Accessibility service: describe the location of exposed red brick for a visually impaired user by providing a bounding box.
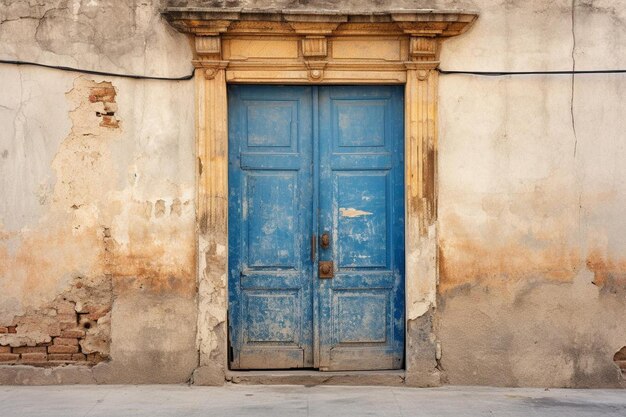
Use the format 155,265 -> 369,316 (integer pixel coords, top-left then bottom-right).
57,313 -> 77,322
61,329 -> 86,338
48,360 -> 76,365
48,323 -> 61,337
56,302 -> 76,315
100,115 -> 119,129
71,353 -> 87,361
20,353 -> 47,363
12,346 -> 47,354
48,345 -> 79,354
48,353 -> 73,361
53,337 -> 79,346
0,353 -> 19,362
86,308 -> 110,321
58,313 -> 78,330
87,353 -> 107,363
7,326 -> 17,334
0,346 -> 11,353
89,87 -> 116,103
0,327 -> 8,333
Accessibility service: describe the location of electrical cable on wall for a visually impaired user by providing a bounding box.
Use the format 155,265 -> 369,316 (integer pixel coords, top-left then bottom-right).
438,68 -> 626,76
0,59 -> 194,80
1,58 -> 626,80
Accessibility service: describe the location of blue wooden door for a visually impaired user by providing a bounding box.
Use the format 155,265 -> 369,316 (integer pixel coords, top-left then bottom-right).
228,85 -> 314,369
229,85 -> 404,370
317,86 -> 404,370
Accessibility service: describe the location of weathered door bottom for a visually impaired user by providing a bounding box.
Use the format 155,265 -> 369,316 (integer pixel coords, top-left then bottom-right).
225,370 -> 406,386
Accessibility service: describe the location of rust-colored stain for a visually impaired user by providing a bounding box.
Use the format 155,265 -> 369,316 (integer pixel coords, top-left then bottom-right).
437,210 -> 582,294
585,250 -> 626,292
439,238 -> 581,294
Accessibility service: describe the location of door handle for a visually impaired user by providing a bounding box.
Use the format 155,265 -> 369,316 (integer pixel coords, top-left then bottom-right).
320,232 -> 331,249
319,261 -> 334,278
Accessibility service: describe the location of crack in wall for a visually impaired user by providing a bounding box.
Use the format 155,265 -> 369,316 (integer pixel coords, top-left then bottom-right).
571,0 -> 578,158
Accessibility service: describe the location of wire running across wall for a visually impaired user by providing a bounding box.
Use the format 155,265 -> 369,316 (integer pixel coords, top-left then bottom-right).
1,58 -> 626,80
438,68 -> 626,76
0,59 -> 194,81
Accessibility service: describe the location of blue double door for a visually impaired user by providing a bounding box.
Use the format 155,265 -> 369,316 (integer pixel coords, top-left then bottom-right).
228,85 -> 405,371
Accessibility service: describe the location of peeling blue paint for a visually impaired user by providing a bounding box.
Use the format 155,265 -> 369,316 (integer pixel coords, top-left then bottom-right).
228,85 -> 404,370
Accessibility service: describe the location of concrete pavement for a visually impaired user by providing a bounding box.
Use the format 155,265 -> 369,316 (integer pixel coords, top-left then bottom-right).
1,384 -> 625,417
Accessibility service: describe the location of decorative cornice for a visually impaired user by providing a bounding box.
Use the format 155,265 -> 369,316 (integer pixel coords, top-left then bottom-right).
163,8 -> 478,37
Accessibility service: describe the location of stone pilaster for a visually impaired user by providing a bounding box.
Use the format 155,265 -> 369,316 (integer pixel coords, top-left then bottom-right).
404,36 -> 441,387
193,53 -> 229,385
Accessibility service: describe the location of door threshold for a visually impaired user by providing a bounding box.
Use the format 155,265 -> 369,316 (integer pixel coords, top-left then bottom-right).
225,369 -> 406,386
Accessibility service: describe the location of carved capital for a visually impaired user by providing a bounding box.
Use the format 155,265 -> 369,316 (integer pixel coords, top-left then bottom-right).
405,37 -> 440,70
195,36 -> 221,57
192,60 -> 229,78
405,62 -> 438,72
410,37 -> 439,60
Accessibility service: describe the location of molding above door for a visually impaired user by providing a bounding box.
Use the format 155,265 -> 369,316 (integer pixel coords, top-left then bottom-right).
163,8 -> 477,83
162,7 -> 478,386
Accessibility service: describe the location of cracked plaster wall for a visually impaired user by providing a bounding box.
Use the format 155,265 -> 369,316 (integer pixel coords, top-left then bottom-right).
1,0 -> 625,386
437,0 -> 626,387
1,0 -> 197,383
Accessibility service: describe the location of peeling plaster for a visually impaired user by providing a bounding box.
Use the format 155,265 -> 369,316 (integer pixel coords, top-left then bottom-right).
0,68 -> 196,381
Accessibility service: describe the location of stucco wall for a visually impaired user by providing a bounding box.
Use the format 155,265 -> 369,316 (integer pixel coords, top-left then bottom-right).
1,0 -> 625,386
437,0 -> 626,387
0,0 -> 197,382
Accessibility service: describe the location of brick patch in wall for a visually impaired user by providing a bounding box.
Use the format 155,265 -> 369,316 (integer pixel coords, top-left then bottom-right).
0,326 -> 108,366
0,276 -> 111,367
89,83 -> 119,129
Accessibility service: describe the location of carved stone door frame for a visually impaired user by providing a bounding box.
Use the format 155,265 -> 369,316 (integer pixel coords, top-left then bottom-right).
164,8 -> 478,386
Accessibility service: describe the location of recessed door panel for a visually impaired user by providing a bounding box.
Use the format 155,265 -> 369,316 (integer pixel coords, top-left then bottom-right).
245,172 -> 297,268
